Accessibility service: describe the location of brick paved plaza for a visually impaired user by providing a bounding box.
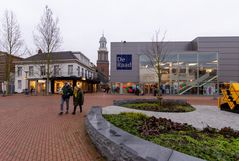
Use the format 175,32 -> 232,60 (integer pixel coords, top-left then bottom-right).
0,93 -> 217,161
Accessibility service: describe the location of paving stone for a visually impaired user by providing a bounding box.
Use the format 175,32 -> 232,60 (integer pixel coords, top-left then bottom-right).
0,93 -> 218,161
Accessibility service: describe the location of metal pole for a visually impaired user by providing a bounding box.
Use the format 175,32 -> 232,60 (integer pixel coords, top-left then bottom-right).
217,52 -> 219,95
177,53 -> 179,95
25,71 -> 28,95
120,41 -> 123,94
197,53 -> 199,95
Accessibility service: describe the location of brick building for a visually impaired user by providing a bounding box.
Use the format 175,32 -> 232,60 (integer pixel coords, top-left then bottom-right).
97,34 -> 109,83
0,51 -> 22,93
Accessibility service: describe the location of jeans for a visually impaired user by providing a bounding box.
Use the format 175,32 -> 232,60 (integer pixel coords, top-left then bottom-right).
73,104 -> 82,113
2,91 -> 6,97
60,97 -> 69,112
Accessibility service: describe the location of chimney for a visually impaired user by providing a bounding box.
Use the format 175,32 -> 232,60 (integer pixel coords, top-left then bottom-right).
38,49 -> 42,54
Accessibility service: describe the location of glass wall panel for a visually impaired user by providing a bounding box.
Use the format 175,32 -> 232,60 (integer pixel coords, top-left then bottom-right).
198,53 -> 218,95
139,52 -> 218,95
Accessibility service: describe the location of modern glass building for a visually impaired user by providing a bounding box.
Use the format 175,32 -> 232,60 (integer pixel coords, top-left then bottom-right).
139,52 -> 218,95
111,37 -> 239,95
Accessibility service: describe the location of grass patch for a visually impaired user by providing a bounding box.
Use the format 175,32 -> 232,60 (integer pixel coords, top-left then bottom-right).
103,113 -> 239,161
122,102 -> 195,112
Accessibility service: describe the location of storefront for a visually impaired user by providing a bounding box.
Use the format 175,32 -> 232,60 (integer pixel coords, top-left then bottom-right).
110,39 -> 228,95
54,80 -> 73,93
111,82 -> 144,95
51,77 -> 98,94
139,52 -> 218,95
28,79 -> 46,95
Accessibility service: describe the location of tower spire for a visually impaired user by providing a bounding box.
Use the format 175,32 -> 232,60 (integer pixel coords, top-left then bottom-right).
99,33 -> 107,50
97,33 -> 109,82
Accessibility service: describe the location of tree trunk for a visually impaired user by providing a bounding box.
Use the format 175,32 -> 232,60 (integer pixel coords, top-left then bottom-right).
46,53 -> 50,96
6,54 -> 12,95
157,72 -> 162,105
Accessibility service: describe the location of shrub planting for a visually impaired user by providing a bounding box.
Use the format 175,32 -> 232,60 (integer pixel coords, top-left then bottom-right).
104,113 -> 239,161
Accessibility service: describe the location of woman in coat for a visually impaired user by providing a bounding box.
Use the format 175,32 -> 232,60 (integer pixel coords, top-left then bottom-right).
72,86 -> 84,115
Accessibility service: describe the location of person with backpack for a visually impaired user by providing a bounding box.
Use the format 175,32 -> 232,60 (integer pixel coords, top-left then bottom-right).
72,86 -> 84,115
59,82 -> 73,115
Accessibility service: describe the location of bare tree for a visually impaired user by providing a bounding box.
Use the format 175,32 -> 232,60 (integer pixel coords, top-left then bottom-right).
0,10 -> 23,95
145,30 -> 167,104
34,6 -> 62,95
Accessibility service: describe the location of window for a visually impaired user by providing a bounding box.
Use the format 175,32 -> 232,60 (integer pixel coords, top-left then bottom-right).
179,69 -> 186,73
78,66 -> 81,76
40,66 -> 46,76
104,53 -> 107,61
29,66 -> 34,77
172,68 -> 177,74
18,80 -> 22,89
85,69 -> 87,78
17,67 -> 22,77
68,65 -> 73,75
54,65 -> 60,76
82,68 -> 84,77
88,72 -> 91,79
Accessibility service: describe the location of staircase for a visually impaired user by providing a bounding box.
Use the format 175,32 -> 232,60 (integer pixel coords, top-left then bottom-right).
178,73 -> 217,95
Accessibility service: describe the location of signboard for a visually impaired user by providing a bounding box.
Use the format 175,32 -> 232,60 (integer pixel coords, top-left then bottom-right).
116,54 -> 132,70
38,80 -> 46,83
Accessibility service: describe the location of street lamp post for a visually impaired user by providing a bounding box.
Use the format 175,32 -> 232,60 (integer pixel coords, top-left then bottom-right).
24,71 -> 29,95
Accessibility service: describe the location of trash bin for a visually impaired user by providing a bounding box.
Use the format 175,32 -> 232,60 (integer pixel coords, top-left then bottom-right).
25,89 -> 29,95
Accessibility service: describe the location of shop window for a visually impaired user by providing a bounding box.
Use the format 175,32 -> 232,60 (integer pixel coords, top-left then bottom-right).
30,81 -> 36,91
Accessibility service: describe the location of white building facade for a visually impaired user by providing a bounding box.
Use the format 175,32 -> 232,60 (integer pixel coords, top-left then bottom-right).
14,51 -> 98,94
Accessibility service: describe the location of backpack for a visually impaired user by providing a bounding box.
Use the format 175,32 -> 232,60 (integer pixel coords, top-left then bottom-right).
62,85 -> 73,99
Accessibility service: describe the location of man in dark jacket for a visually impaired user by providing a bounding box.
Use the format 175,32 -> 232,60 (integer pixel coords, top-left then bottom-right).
59,82 -> 73,115
72,86 -> 84,115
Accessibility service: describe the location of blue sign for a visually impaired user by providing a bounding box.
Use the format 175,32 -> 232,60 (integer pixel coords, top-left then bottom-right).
116,54 -> 132,70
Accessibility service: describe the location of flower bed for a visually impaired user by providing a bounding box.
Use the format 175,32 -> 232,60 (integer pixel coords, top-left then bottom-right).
121,101 -> 195,112
103,112 -> 239,161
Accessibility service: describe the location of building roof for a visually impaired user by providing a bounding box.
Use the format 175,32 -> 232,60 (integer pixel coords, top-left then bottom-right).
23,51 -> 78,62
99,35 -> 107,43
73,51 -> 90,61
0,51 -> 23,60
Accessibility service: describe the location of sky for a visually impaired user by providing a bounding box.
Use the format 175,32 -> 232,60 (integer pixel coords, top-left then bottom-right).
1,0 -> 239,64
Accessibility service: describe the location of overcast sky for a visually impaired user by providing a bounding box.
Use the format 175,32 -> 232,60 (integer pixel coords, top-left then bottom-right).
1,0 -> 239,64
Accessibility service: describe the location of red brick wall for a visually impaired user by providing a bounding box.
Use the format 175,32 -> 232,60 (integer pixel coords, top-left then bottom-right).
97,62 -> 109,79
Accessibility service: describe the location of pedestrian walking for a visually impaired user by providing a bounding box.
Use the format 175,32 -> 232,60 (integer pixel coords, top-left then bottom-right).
59,82 -> 73,115
72,86 -> 84,115
2,81 -> 7,97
